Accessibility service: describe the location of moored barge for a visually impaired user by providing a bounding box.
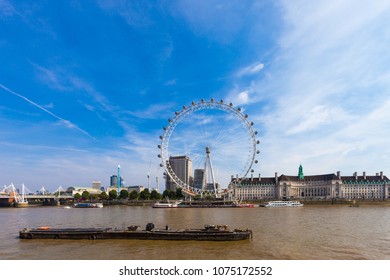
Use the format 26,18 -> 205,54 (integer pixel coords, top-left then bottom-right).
19,223 -> 252,241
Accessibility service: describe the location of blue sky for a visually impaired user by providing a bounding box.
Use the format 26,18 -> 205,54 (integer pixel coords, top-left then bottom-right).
1,0 -> 390,192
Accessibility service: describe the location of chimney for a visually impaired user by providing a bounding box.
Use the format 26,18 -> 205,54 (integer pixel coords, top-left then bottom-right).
259,173 -> 261,182
363,172 -> 366,180
337,171 -> 340,179
275,172 -> 278,184
251,173 -> 253,182
380,171 -> 383,180
376,173 -> 379,176
354,172 -> 357,180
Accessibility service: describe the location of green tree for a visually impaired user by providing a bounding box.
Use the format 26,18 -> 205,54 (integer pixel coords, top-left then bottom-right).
162,190 -> 170,198
74,193 -> 81,200
119,189 -> 129,199
129,190 -> 138,200
176,188 -> 184,199
162,190 -> 178,199
150,189 -> 162,200
99,191 -> 109,200
139,189 -> 151,200
81,191 -> 90,201
109,189 -> 118,200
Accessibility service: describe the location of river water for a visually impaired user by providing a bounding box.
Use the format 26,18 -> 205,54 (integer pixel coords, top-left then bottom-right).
0,204 -> 389,260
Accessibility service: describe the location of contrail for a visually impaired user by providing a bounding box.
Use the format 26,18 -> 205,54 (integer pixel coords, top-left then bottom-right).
0,83 -> 96,140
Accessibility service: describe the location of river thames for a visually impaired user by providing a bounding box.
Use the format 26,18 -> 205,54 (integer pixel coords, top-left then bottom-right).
0,204 -> 389,260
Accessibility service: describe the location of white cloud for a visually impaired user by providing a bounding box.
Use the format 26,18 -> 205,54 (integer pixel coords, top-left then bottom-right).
235,90 -> 249,105
247,0 -> 390,177
286,105 -> 350,135
236,62 -> 264,77
97,0 -> 155,28
0,0 -> 17,18
164,79 -> 177,86
127,102 -> 176,119
0,83 -> 96,140
225,83 -> 256,106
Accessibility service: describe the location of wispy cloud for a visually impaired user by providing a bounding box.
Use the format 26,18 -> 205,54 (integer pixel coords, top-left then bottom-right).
164,79 -> 177,86
0,83 -> 96,140
0,0 -> 18,18
32,63 -> 115,113
126,102 -> 176,119
225,83 -> 256,106
97,0 -> 155,28
238,0 -> 390,177
236,62 -> 264,77
31,63 -> 70,91
171,0 -> 264,43
0,141 -> 89,153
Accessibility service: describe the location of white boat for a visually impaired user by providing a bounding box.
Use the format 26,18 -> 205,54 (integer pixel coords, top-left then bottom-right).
260,201 -> 304,207
74,202 -> 103,208
153,199 -> 181,208
15,201 -> 29,208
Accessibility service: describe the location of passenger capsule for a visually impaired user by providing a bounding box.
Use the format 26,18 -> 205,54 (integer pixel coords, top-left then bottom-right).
158,154 -> 161,158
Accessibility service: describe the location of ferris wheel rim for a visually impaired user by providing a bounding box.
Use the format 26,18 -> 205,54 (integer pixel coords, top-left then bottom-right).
158,99 -> 259,195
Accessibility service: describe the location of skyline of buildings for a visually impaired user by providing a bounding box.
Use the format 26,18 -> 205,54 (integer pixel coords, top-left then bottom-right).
4,153 -> 390,202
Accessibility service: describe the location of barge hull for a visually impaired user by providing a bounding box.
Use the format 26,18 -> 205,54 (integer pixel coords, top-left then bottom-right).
19,228 -> 252,241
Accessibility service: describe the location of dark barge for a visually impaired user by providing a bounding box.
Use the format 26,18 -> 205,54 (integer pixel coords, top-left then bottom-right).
19,223 -> 252,241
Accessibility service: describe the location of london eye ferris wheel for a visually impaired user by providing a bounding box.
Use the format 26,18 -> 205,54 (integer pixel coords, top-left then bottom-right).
158,99 -> 259,196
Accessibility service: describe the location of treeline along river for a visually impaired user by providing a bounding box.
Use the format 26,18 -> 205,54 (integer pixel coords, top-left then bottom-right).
0,204 -> 389,259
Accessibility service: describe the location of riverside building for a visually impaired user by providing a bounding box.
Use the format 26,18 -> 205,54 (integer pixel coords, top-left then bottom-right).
231,165 -> 390,201
165,156 -> 193,191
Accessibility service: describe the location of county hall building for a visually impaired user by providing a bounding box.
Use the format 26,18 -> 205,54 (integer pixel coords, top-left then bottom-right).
231,165 -> 390,201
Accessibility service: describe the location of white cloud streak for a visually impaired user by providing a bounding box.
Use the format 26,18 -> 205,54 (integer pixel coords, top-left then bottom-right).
0,83 -> 96,140
0,0 -> 18,18
236,62 -> 264,77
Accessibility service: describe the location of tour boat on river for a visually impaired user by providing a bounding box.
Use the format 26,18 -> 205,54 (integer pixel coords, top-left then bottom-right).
260,201 -> 304,207
19,223 -> 252,241
74,202 -> 103,208
153,199 -> 181,208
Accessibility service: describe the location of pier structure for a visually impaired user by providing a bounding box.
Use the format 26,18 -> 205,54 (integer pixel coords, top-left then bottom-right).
0,193 -> 73,207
